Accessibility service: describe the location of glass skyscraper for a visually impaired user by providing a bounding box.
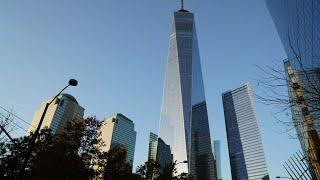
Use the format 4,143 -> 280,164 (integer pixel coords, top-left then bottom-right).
266,1 -> 320,177
265,0 -> 320,70
222,84 -> 269,180
147,132 -> 173,168
148,132 -> 158,161
158,3 -> 215,180
100,113 -> 137,167
28,93 -> 84,135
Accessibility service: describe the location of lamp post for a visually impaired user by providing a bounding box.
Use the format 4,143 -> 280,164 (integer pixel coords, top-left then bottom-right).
276,176 -> 294,179
20,79 -> 78,176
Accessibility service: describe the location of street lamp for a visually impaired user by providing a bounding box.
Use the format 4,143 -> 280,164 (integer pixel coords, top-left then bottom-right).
21,79 -> 78,175
276,176 -> 294,179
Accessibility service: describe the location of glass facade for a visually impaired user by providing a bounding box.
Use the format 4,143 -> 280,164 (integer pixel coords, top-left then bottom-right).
158,8 -> 215,180
148,132 -> 173,168
28,93 -> 84,135
284,60 -> 320,179
148,132 -> 158,161
156,138 -> 173,168
100,113 -> 137,167
214,140 -> 222,180
266,1 -> 320,173
265,0 -> 320,70
222,84 -> 269,180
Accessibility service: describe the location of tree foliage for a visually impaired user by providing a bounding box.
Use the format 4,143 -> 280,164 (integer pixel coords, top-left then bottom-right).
0,117 -> 193,180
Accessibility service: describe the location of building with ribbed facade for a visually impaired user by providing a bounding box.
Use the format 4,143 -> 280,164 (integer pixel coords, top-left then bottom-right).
28,93 -> 84,135
222,84 -> 269,180
100,113 -> 137,167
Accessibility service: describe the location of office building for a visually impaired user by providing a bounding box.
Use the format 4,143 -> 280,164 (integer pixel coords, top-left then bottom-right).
148,132 -> 158,161
214,140 -> 222,180
266,1 -> 320,177
158,1 -> 215,179
100,113 -> 137,167
147,132 -> 173,168
265,0 -> 320,70
284,60 -> 320,178
28,93 -> 84,135
222,84 -> 269,180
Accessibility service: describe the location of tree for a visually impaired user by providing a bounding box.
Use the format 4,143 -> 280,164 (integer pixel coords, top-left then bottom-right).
0,108 -> 16,144
176,173 -> 194,180
103,146 -> 134,179
136,159 -> 161,180
0,117 -> 105,179
136,160 -> 193,180
256,26 -> 320,179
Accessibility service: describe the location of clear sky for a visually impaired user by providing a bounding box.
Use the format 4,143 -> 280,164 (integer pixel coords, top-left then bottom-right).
0,0 -> 302,179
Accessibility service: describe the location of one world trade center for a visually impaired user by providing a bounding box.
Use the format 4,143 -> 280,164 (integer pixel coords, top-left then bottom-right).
158,1 -> 216,179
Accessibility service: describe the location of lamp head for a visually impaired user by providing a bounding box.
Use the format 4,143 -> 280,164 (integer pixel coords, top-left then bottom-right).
69,79 -> 78,86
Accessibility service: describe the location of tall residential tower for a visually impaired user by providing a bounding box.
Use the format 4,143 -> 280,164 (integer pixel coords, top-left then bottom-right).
222,84 -> 269,180
158,1 -> 215,179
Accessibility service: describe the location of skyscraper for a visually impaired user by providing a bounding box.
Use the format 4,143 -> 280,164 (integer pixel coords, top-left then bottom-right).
100,113 -> 137,167
222,84 -> 269,180
158,1 -> 215,179
28,93 -> 84,135
147,132 -> 173,168
148,132 -> 158,161
265,0 -> 320,70
265,1 -> 320,177
213,140 -> 222,180
284,60 -> 320,178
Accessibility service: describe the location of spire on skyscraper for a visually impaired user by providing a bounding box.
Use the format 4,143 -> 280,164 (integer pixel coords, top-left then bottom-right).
180,0 -> 184,10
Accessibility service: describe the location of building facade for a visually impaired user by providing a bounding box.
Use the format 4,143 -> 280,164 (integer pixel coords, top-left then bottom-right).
213,140 -> 222,180
148,132 -> 158,161
222,84 -> 269,180
158,3 -> 215,180
100,113 -> 137,167
265,0 -> 320,70
147,132 -> 173,168
266,1 -> 320,177
28,93 -> 84,135
284,60 -> 320,179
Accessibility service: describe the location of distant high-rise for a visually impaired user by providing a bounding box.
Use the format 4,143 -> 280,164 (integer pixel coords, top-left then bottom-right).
222,84 -> 269,180
213,140 -> 222,180
148,132 -> 158,161
100,113 -> 137,167
28,93 -> 84,135
147,132 -> 173,168
158,1 -> 215,179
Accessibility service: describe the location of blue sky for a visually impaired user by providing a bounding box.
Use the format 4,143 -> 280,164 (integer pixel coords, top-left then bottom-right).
0,0 -> 301,179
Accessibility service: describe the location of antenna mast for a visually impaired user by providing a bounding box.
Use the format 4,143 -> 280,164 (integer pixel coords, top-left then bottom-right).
180,0 -> 184,10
